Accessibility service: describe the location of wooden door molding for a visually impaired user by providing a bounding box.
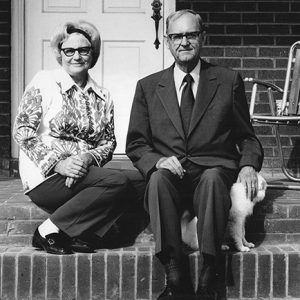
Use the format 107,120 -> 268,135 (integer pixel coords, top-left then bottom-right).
11,0 -> 25,158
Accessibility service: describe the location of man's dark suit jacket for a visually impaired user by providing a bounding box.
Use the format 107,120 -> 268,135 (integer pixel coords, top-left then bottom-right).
126,60 -> 264,179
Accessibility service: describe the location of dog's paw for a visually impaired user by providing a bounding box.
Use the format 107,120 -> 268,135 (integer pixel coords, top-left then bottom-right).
242,238 -> 255,249
244,242 -> 255,248
221,244 -> 230,251
238,246 -> 251,252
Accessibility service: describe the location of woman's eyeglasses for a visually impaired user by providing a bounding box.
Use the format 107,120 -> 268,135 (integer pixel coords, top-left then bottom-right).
61,47 -> 91,57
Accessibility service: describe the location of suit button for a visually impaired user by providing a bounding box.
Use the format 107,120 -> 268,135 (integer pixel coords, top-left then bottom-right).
187,155 -> 191,158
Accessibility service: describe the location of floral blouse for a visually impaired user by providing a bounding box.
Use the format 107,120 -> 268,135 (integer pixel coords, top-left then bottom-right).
13,68 -> 116,192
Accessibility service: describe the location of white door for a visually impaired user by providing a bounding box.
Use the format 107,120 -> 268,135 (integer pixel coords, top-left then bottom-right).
22,0 -> 174,154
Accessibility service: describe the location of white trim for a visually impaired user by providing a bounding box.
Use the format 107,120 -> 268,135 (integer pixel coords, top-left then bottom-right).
163,0 -> 176,68
11,0 -> 25,158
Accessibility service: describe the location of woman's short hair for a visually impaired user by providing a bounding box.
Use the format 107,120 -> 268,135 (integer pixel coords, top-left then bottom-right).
166,9 -> 204,34
51,20 -> 101,68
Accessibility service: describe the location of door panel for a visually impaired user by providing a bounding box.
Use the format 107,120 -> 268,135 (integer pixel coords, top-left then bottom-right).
25,0 -> 174,153
103,0 -> 145,13
43,0 -> 87,12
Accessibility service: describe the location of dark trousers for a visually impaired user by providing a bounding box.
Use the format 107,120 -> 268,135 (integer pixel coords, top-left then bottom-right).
145,162 -> 238,264
28,166 -> 143,238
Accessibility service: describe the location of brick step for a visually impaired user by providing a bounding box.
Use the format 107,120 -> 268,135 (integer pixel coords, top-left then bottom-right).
0,244 -> 299,300
246,186 -> 300,245
0,179 -> 300,246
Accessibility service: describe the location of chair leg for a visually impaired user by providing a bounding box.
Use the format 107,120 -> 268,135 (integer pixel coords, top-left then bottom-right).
273,124 -> 300,182
267,88 -> 300,183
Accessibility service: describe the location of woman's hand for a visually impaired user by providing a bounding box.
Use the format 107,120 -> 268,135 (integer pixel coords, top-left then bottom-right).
55,154 -> 95,188
54,156 -> 88,178
65,177 -> 77,188
78,152 -> 95,168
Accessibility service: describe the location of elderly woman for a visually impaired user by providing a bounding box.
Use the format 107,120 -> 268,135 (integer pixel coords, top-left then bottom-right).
13,21 -> 130,255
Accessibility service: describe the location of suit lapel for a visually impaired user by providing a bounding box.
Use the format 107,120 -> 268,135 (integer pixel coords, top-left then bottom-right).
156,66 -> 185,139
188,60 -> 220,137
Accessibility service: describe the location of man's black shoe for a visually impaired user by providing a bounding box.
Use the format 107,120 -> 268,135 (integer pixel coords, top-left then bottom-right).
158,284 -> 182,299
71,237 -> 96,253
196,286 -> 216,299
80,232 -> 104,249
158,280 -> 195,299
158,258 -> 195,299
198,264 -> 216,287
32,228 -> 73,255
196,264 -> 217,298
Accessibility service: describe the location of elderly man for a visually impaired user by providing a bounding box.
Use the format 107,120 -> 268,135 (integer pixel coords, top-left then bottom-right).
126,9 -> 263,299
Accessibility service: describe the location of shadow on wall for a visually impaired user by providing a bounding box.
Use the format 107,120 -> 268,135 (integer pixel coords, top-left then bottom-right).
100,168 -> 149,249
287,137 -> 300,178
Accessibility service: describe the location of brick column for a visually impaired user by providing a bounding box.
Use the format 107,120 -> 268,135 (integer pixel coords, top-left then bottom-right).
0,0 -> 11,167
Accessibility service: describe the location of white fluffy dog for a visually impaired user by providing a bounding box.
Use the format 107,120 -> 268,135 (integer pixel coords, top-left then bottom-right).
181,173 -> 267,252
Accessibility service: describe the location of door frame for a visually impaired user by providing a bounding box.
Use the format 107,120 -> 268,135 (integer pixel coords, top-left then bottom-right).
11,0 -> 25,159
11,0 -> 175,159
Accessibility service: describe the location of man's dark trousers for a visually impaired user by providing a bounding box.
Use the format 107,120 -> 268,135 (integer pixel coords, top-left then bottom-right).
145,160 -> 238,263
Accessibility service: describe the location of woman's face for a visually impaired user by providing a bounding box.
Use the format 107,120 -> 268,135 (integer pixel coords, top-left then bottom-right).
60,33 -> 93,79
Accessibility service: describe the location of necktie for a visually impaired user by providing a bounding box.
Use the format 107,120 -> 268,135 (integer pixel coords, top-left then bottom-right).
180,74 -> 194,136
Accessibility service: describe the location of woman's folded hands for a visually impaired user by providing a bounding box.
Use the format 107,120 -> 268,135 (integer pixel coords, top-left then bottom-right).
54,154 -> 92,188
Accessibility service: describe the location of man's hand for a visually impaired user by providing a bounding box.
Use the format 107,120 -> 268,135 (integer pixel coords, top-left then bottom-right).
156,156 -> 185,179
54,156 -> 88,179
237,166 -> 258,200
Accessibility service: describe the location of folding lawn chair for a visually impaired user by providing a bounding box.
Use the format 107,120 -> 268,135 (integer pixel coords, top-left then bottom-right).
245,41 -> 300,185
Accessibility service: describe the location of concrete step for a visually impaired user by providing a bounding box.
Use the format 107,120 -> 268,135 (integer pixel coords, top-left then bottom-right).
0,244 -> 299,300
0,178 -> 299,247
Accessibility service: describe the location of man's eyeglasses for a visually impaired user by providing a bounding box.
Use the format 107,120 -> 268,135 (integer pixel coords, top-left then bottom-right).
167,31 -> 202,44
61,47 -> 91,57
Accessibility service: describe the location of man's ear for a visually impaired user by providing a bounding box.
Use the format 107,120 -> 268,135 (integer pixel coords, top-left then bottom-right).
201,31 -> 207,45
164,36 -> 170,50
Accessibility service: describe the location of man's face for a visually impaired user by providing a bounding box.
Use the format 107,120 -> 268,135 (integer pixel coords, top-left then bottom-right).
166,13 -> 205,67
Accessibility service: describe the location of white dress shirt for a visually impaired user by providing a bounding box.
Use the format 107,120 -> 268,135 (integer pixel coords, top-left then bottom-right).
173,60 -> 201,105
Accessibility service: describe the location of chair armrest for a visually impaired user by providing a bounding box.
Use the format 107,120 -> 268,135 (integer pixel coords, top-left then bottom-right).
245,78 -> 284,93
245,78 -> 284,117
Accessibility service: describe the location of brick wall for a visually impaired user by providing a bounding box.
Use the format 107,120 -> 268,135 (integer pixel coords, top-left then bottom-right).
0,0 -> 11,174
177,0 -> 300,174
1,1 -> 300,175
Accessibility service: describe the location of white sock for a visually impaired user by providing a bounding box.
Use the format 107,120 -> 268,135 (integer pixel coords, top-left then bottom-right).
38,218 -> 59,238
